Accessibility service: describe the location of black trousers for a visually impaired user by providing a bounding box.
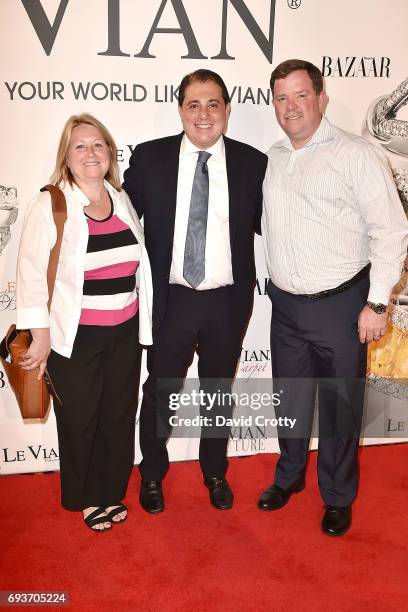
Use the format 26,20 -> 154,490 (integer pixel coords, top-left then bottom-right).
139,284 -> 250,481
47,315 -> 142,511
268,275 -> 369,507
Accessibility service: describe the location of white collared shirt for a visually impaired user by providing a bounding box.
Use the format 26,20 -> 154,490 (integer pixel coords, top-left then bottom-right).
170,134 -> 233,290
16,180 -> 153,357
262,116 -> 408,304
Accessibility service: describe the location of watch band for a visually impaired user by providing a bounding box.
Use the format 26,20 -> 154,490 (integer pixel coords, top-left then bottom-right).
366,301 -> 388,314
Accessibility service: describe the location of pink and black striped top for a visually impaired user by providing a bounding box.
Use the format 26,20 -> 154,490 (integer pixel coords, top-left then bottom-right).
79,202 -> 140,326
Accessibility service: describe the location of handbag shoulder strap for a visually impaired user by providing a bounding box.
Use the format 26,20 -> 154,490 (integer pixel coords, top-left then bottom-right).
40,185 -> 67,309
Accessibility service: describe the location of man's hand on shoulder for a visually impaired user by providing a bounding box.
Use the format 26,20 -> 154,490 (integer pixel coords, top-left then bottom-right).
358,304 -> 388,343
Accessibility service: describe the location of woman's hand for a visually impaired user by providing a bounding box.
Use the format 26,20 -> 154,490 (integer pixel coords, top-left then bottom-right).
19,328 -> 51,379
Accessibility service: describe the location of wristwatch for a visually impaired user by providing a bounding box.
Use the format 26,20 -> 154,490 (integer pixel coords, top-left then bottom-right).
366,301 -> 387,314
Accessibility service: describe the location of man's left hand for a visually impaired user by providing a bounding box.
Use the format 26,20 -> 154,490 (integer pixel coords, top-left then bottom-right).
358,305 -> 388,343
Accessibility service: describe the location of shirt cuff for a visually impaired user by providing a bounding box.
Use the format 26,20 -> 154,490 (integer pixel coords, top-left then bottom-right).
367,285 -> 393,305
16,307 -> 50,330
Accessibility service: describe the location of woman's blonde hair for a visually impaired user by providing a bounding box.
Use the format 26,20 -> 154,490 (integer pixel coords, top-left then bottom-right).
50,113 -> 122,191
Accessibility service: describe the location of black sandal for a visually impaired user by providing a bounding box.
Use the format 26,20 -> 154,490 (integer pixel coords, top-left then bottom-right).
84,507 -> 112,532
105,504 -> 128,524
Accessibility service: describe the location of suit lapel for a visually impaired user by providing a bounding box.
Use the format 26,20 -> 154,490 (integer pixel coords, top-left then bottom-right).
160,133 -> 183,253
224,136 -> 241,252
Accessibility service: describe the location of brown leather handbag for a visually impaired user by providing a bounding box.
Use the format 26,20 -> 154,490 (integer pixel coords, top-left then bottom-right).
0,185 -> 67,419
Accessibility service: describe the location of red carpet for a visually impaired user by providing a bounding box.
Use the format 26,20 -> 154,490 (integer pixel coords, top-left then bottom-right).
1,444 -> 408,611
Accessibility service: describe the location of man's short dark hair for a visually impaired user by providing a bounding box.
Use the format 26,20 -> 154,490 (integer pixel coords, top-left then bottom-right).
270,59 -> 323,96
178,69 -> 230,107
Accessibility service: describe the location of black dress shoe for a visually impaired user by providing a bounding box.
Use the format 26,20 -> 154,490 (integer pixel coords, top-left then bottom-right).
257,484 -> 303,511
321,505 -> 351,537
204,477 -> 234,510
139,480 -> 164,514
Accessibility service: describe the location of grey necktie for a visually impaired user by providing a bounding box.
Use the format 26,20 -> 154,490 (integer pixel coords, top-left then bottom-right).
183,151 -> 211,288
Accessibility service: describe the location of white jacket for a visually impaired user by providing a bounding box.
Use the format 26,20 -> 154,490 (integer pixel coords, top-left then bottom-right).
16,181 -> 153,357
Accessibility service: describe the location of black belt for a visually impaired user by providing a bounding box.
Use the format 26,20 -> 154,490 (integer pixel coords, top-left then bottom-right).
298,264 -> 370,300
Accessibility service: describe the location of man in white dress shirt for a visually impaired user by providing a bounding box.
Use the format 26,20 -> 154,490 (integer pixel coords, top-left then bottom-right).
259,59 -> 408,536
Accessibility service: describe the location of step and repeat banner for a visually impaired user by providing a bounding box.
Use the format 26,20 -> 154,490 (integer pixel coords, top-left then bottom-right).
1,0 -> 407,474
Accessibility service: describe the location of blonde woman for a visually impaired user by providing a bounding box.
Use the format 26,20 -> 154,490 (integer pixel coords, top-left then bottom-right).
16,114 -> 153,532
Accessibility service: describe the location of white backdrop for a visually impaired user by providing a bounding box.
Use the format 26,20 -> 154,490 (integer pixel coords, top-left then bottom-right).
0,0 -> 407,474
